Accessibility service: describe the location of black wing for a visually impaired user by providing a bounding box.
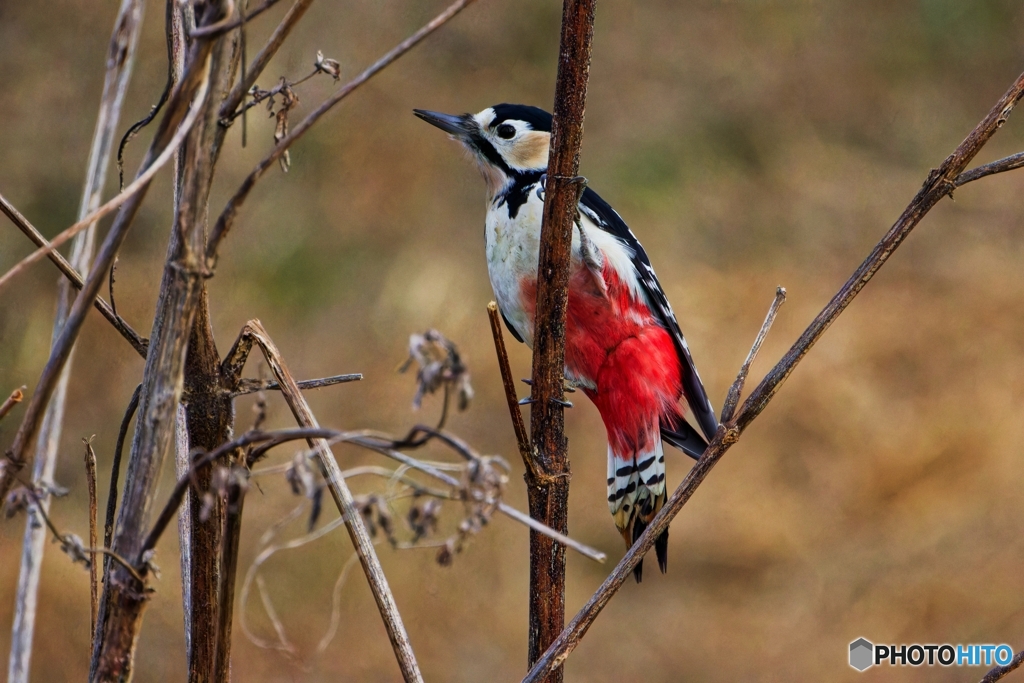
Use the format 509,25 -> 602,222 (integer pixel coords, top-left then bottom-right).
501,308 -> 524,344
579,187 -> 719,453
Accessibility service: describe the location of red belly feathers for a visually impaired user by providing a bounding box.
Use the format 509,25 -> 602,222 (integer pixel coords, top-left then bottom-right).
520,262 -> 684,454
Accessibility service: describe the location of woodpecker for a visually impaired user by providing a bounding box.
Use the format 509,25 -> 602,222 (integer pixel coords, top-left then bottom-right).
415,104 -> 718,581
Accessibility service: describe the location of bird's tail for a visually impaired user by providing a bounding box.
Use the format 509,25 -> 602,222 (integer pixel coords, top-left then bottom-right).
607,432 -> 668,583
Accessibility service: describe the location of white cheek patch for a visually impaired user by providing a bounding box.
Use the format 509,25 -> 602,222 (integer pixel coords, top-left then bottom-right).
506,131 -> 550,170
474,108 -> 496,129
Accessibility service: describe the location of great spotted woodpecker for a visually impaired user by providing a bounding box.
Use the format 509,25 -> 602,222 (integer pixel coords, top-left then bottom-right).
415,104 -> 718,581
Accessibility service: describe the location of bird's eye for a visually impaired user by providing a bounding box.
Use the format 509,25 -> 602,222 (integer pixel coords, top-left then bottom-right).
496,123 -> 516,139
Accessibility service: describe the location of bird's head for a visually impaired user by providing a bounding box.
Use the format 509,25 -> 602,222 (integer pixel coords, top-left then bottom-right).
414,103 -> 552,196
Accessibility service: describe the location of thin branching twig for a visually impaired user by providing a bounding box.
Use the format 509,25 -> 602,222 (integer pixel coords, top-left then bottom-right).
486,302 -> 535,477
206,0 -> 479,266
980,649 -> 1024,682
0,195 -> 148,357
719,286 -> 786,423
0,387 -> 24,422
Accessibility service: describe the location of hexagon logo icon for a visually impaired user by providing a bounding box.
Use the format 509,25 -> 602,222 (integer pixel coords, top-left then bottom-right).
849,638 -> 874,671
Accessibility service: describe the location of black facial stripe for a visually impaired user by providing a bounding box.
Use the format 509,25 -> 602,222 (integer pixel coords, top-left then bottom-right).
494,171 -> 543,219
469,133 -> 512,175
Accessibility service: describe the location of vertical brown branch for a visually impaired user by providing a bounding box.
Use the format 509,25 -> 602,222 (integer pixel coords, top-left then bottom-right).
89,15 -> 223,678
173,4 -> 244,677
85,439 -> 100,646
526,1 -> 595,680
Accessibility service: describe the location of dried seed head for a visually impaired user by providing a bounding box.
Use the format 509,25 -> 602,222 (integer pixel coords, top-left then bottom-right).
436,539 -> 456,567
4,486 -> 32,519
314,50 -> 342,81
285,452 -> 316,498
400,329 -> 473,412
408,498 -> 441,542
58,533 -> 91,568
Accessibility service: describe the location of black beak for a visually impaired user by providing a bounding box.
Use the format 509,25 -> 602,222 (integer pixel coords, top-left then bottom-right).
413,109 -> 475,138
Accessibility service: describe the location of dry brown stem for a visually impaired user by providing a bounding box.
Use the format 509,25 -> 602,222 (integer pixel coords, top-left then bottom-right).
7,2 -> 145,680
522,67 -> 1024,683
84,439 -> 100,646
0,387 -> 24,422
229,373 -> 362,397
486,303 -> 535,478
229,319 -> 424,682
88,11 -> 225,677
524,2 -> 595,680
719,286 -> 786,423
981,649 -> 1024,682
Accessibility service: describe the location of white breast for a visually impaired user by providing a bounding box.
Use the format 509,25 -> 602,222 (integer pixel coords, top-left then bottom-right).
484,185 -> 646,349
485,187 -> 546,347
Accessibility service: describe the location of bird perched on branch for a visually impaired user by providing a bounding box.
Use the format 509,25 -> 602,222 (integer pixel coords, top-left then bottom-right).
415,104 -> 718,581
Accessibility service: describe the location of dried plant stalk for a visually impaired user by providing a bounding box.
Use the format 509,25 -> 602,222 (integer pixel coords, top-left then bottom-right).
524,2 -> 595,681
6,2 -> 144,681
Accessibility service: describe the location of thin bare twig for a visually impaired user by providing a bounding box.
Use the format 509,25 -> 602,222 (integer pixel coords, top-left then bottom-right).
189,0 -> 282,38
229,372 -> 362,397
84,439 -> 100,647
719,286 -> 786,423
0,194 -> 148,357
219,0 -> 314,119
954,151 -> 1024,187
241,320 -> 424,683
497,503 -> 604,563
522,67 -> 1024,683
980,649 -> 1024,682
104,384 -> 140,567
206,0 -> 479,266
486,303 -> 535,477
0,387 -> 24,421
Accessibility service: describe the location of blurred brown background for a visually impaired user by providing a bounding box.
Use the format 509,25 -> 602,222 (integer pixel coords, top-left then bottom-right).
3,0 -> 1024,680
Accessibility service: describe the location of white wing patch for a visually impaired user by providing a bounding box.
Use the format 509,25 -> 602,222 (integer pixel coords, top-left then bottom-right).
576,206 -> 646,305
